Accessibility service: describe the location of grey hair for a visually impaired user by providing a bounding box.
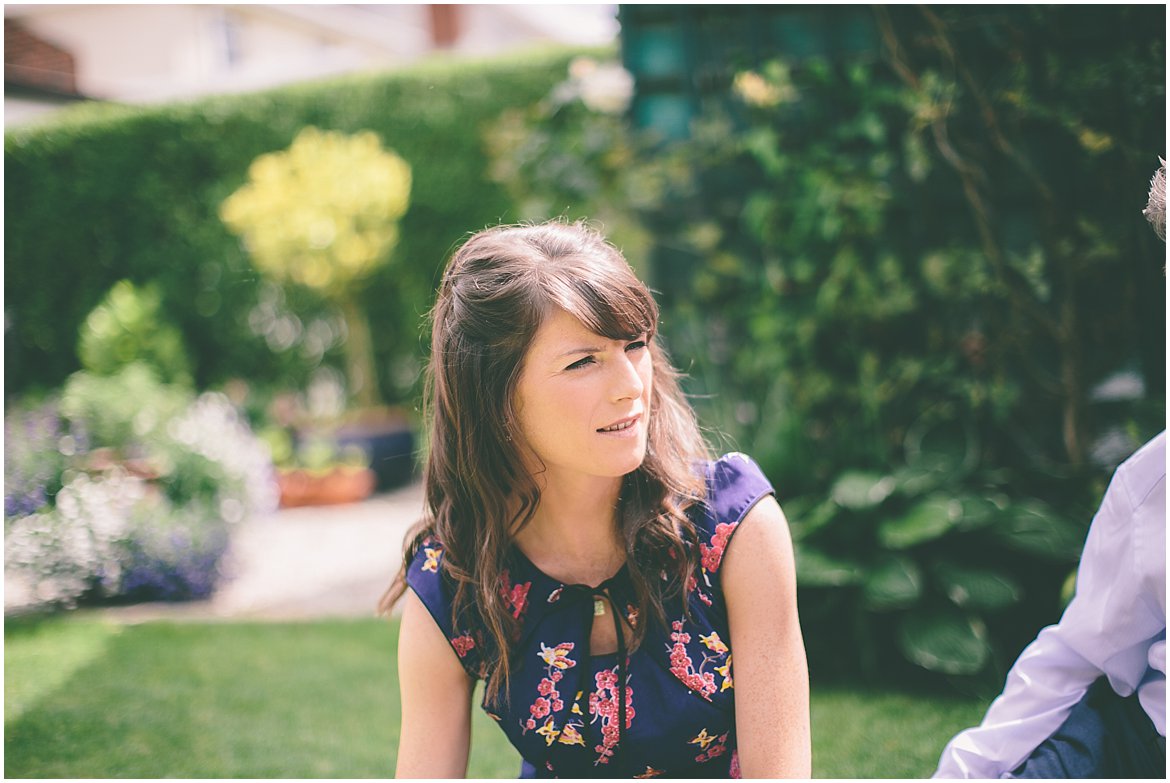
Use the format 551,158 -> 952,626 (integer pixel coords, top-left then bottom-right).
1142,157 -> 1165,242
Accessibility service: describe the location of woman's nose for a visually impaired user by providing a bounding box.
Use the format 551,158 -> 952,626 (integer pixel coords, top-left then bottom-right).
611,352 -> 645,402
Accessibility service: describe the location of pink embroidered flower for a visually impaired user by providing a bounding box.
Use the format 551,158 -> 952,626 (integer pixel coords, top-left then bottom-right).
499,570 -> 532,619
589,665 -> 635,766
523,641 -> 574,737
730,750 -> 741,778
666,619 -> 719,700
450,632 -> 475,658
699,521 -> 740,573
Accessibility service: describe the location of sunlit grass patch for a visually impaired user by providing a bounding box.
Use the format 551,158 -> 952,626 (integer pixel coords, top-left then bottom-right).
5,613 -> 984,778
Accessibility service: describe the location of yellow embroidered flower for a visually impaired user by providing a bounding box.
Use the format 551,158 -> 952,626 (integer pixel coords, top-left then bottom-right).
716,655 -> 733,691
557,723 -> 586,746
634,766 -> 665,778
689,728 -> 717,750
538,642 -> 576,670
536,717 -> 560,746
571,691 -> 584,715
699,632 -> 728,654
422,547 -> 441,573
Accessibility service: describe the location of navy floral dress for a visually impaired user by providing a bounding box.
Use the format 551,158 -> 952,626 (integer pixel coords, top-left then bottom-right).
406,453 -> 775,778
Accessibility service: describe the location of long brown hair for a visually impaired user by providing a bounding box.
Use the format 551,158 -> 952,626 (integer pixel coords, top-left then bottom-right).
381,220 -> 710,701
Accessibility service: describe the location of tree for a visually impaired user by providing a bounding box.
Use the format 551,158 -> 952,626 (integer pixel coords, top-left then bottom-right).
220,126 -> 412,409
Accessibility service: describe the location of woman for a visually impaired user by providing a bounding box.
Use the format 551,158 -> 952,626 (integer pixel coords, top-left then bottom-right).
382,221 -> 810,778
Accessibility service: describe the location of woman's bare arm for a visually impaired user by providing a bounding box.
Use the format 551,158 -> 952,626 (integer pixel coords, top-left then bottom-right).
722,495 -> 812,778
395,587 -> 474,778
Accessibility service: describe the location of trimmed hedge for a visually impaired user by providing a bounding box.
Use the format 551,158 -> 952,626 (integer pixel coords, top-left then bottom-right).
5,46 -> 600,404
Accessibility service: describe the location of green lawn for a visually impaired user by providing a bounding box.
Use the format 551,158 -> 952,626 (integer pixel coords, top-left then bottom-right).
5,613 -> 988,778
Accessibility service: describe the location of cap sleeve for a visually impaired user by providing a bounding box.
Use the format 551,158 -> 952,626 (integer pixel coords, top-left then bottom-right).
405,536 -> 486,679
695,452 -> 776,575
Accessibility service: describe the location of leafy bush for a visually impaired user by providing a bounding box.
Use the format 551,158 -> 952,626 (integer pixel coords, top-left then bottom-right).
77,280 -> 193,386
4,366 -> 278,607
5,47 -> 602,405
220,127 -> 413,408
485,8 -> 1165,683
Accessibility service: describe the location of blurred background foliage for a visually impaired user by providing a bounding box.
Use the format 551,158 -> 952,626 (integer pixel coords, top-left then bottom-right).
219,126 -> 413,409
484,6 -> 1165,685
6,48 -> 587,407
5,7 -> 1165,687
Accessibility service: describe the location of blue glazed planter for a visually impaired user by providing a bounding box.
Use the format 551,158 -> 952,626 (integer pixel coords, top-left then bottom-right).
334,419 -> 416,491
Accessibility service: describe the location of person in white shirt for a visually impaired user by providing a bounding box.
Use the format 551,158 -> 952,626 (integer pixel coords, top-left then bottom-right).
934,161 -> 1167,778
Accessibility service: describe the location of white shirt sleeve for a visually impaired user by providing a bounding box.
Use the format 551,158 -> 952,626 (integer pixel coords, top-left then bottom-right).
933,432 -> 1166,779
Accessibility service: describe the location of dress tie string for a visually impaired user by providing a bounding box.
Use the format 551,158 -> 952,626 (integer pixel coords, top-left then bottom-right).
568,583 -> 628,774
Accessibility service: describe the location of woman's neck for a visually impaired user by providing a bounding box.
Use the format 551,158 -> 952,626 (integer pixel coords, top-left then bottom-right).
511,472 -> 626,588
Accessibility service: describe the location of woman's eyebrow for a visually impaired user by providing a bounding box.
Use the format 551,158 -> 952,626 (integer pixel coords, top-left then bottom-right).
555,345 -> 604,359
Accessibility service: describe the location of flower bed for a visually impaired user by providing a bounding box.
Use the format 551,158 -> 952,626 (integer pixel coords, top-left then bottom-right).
4,365 -> 278,608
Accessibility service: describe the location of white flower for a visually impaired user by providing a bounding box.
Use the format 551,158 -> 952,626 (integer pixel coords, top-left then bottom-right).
5,471 -> 146,604
167,392 -> 279,516
578,63 -> 635,115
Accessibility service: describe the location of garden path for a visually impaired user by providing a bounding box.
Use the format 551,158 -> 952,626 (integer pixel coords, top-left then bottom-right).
5,481 -> 426,623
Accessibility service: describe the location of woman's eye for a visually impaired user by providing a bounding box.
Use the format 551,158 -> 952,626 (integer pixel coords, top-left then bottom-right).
626,339 -> 648,352
566,356 -> 596,371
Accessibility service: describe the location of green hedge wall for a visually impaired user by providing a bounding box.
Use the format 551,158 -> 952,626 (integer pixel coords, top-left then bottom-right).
5,47 -> 596,404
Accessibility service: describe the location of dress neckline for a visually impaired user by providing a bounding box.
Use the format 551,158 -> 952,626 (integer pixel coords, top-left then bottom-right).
509,543 -> 629,591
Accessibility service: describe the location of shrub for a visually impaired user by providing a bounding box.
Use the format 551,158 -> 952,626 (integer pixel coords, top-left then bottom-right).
220,127 -> 413,408
77,280 -> 193,386
485,8 -> 1165,683
4,366 -> 278,607
5,47 -> 602,405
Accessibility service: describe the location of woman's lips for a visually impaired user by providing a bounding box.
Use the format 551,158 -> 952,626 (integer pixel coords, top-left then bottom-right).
597,413 -> 641,434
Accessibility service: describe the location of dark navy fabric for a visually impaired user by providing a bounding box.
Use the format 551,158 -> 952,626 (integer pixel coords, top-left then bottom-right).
405,453 -> 775,778
1010,677 -> 1167,779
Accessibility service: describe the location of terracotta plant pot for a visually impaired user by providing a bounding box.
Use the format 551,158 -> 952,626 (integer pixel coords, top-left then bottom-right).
277,466 -> 376,508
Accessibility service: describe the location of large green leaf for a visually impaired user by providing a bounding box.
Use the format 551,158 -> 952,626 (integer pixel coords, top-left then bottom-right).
786,499 -> 838,542
831,471 -> 895,510
891,463 -> 949,497
953,494 -> 1005,532
990,501 -> 1086,561
862,556 -> 922,610
794,545 -> 865,587
878,496 -> 959,549
898,609 -> 989,675
934,562 -> 1021,611
904,415 -> 978,474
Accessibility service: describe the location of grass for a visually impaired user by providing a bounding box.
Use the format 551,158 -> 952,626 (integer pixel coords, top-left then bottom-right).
5,613 -> 989,778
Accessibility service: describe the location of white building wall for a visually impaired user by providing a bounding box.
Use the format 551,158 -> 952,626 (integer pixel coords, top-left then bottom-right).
6,4 -> 618,124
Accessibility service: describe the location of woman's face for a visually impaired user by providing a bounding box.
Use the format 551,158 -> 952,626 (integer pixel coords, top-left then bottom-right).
513,307 -> 654,488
